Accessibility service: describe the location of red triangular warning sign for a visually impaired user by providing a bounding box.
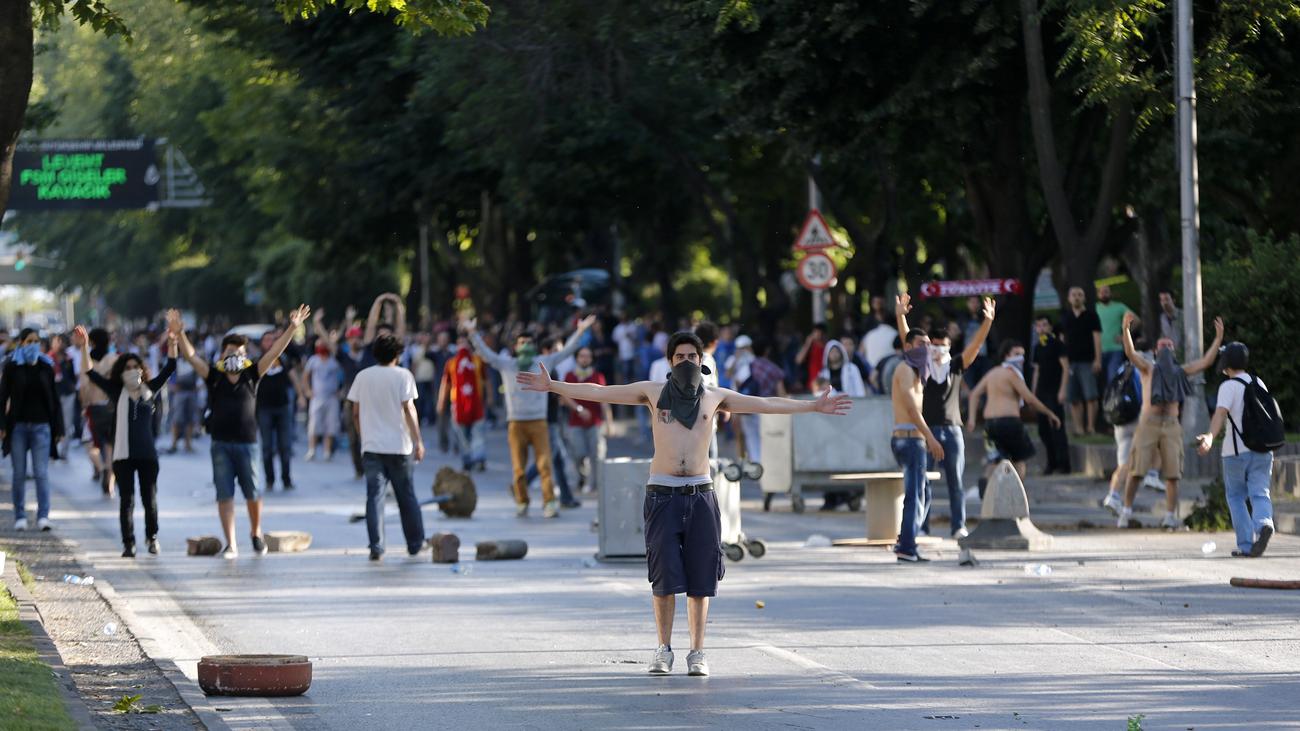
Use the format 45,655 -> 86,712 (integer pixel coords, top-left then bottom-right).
794,209 -> 836,251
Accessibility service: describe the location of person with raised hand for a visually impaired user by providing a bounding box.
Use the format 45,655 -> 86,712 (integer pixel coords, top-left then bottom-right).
172,305 -> 311,559
76,323 -> 177,557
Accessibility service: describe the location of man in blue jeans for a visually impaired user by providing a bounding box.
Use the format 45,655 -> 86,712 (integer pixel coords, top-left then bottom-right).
895,291 -> 995,539
175,306 -> 309,559
347,333 -> 427,561
1,328 -> 65,531
1196,342 -> 1275,557
888,327 -> 946,562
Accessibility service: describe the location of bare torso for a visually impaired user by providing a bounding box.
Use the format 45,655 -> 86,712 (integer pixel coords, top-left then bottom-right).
982,367 -> 1024,420
82,353 -> 118,405
890,366 -> 924,428
644,385 -> 724,476
1135,363 -> 1181,420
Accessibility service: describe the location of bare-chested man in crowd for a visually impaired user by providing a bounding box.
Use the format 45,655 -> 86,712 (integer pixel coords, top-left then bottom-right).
968,341 -> 1062,480
1117,310 -> 1223,530
518,330 -> 850,677
889,326 -> 945,562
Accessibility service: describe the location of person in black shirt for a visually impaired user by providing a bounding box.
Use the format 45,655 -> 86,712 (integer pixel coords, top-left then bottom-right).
1030,316 -> 1072,474
77,325 -> 177,557
896,292 -> 995,538
255,328 -> 301,491
1060,286 -> 1103,434
173,306 -> 311,559
0,328 -> 65,532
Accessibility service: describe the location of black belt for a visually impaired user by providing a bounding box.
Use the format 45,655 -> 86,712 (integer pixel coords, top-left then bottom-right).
647,484 -> 714,495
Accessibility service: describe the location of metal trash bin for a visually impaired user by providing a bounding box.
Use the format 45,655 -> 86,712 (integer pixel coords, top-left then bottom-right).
597,457 -> 651,560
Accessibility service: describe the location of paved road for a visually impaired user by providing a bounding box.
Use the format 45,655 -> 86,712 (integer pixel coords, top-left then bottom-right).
28,424 -> 1300,730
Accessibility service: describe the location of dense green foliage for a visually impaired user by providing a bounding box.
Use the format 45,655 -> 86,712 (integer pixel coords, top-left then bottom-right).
8,0 -> 1300,341
1203,230 -> 1300,423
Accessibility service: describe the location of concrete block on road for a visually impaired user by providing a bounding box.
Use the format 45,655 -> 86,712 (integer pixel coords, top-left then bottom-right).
264,531 -> 312,553
429,532 -> 460,563
476,540 -> 528,560
963,461 -> 1053,550
187,536 -> 222,556
434,466 -> 478,518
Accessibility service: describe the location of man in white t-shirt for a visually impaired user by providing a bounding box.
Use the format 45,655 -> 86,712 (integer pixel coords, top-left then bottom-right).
347,333 -> 426,561
1196,342 -> 1275,557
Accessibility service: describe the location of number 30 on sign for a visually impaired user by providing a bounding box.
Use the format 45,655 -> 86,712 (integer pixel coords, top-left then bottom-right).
796,252 -> 837,290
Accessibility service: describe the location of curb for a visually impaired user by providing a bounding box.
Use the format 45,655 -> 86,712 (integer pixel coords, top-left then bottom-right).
54,533 -> 297,731
1,553 -> 99,731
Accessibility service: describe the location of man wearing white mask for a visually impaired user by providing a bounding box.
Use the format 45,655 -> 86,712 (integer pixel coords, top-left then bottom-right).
967,341 -> 1062,480
896,292 -> 995,538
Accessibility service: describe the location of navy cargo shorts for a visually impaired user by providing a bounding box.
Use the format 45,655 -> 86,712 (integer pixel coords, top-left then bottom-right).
644,484 -> 725,598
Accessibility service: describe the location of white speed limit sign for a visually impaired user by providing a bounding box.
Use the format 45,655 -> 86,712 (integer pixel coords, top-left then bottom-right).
796,252 -> 836,290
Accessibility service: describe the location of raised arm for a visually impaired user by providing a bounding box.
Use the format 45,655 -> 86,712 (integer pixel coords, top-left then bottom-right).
463,321 -> 512,372
167,309 -> 210,380
363,294 -> 388,344
962,298 -> 996,368
549,314 -> 597,363
895,293 -> 912,337
1121,311 -> 1150,375
518,362 -> 652,406
1183,317 -> 1224,375
258,305 -> 311,377
146,334 -> 179,391
391,296 -> 408,341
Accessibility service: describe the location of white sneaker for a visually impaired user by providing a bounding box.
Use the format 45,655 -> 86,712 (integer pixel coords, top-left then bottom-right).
515,503 -> 529,518
1160,513 -> 1180,531
1102,492 -> 1123,516
964,488 -> 980,502
1143,471 -> 1165,491
13,518 -> 27,531
221,544 -> 239,560
649,645 -> 674,675
953,527 -> 970,539
1117,507 -> 1134,529
686,650 -> 709,677
36,518 -> 51,532
304,450 -> 316,461
543,499 -> 560,519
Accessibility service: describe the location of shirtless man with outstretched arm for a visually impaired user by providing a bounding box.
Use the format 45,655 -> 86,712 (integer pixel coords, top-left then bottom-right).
518,331 -> 851,677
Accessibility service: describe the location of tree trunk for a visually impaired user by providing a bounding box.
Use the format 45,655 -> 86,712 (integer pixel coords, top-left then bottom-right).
1021,0 -> 1132,294
0,0 -> 34,215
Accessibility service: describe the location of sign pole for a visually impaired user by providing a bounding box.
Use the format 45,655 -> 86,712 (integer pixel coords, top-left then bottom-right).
807,171 -> 825,325
1176,0 -> 1208,437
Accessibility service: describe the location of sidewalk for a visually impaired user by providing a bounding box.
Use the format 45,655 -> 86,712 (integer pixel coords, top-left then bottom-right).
0,480 -> 205,730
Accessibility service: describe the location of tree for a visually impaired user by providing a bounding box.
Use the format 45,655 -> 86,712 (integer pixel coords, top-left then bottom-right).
0,0 -> 489,217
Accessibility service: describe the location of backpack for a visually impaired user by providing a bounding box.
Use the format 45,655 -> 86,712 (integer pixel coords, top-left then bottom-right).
1102,362 -> 1142,426
1227,376 -> 1285,454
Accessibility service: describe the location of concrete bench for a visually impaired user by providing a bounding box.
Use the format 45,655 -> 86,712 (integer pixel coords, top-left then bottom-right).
830,471 -> 942,545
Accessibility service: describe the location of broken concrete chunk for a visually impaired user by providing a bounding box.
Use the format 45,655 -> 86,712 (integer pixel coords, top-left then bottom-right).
264,531 -> 312,553
429,533 -> 460,564
476,540 -> 528,561
187,536 -> 222,556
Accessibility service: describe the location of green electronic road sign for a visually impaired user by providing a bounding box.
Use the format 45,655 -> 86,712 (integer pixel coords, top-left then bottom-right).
10,138 -> 160,211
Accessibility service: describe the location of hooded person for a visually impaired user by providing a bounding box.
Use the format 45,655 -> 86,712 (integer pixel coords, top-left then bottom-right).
817,340 -> 867,397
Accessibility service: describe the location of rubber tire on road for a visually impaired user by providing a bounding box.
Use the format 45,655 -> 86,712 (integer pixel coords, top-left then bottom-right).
724,543 -> 745,562
848,496 -> 863,512
742,462 -> 764,481
722,463 -> 743,482
745,540 -> 767,559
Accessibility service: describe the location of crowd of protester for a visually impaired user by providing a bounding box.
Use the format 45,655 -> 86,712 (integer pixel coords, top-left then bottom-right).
0,283 -> 1280,562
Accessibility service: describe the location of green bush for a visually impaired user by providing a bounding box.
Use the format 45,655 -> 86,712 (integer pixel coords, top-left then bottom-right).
1203,230 -> 1300,427
1184,477 -> 1233,531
